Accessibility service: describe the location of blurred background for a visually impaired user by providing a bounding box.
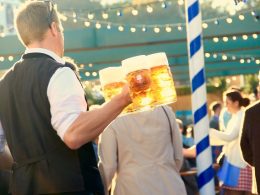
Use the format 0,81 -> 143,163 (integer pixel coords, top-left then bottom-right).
0,0 -> 259,120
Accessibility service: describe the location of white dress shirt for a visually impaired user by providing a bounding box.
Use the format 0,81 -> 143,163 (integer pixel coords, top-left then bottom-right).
0,48 -> 87,151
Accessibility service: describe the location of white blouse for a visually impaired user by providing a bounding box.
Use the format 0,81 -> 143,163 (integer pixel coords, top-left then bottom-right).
209,109 -> 247,168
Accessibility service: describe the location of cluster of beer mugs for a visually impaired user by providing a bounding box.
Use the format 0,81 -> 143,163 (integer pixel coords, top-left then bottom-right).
99,52 -> 177,113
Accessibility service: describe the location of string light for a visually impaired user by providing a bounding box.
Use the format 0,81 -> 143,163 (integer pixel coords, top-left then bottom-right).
118,25 -> 124,31
242,34 -> 248,40
102,12 -> 109,19
88,13 -> 94,20
131,8 -> 138,16
8,56 -> 14,61
130,27 -> 136,33
205,52 -> 260,64
78,52 -> 259,78
205,53 -> 211,58
165,26 -> 172,32
202,23 -> 208,29
84,21 -> 91,27
213,37 -> 219,42
177,25 -> 183,31
222,55 -> 228,60
238,14 -> 245,20
146,5 -> 153,13
252,33 -> 258,39
95,23 -> 101,29
56,7 -> 258,35
226,18 -> 233,23
161,2 -> 167,8
116,10 -> 122,16
223,36 -> 229,42
107,24 -> 111,29
153,27 -> 160,33
142,26 -> 147,32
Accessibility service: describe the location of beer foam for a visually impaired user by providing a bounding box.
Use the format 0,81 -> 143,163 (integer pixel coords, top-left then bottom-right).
99,67 -> 125,86
146,52 -> 169,68
121,55 -> 149,75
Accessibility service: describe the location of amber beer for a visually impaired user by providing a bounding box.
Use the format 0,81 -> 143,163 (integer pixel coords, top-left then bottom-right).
146,52 -> 177,105
122,55 -> 154,111
99,67 -> 125,101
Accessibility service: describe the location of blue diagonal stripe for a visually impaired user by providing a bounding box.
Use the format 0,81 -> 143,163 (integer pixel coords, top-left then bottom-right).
188,1 -> 199,22
191,69 -> 205,92
189,34 -> 201,58
197,165 -> 214,189
194,103 -> 207,124
196,135 -> 210,156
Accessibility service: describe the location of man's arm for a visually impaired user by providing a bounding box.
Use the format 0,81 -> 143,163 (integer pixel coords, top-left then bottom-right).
64,90 -> 130,149
48,67 -> 131,150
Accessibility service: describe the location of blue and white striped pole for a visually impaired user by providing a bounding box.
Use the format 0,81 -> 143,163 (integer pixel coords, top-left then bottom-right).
185,0 -> 215,194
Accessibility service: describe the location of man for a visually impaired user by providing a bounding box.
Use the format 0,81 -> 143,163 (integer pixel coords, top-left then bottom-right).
240,70 -> 260,193
0,1 -> 131,195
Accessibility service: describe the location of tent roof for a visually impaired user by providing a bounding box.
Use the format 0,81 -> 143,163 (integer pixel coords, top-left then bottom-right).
0,0 -> 259,82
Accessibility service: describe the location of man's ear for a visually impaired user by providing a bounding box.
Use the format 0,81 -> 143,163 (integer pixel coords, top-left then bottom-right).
49,22 -> 59,37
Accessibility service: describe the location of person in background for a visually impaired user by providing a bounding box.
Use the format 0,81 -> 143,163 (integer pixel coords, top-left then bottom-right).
0,1 -> 131,195
98,106 -> 186,195
209,101 -> 222,130
176,119 -> 199,195
240,70 -> 260,194
209,101 -> 223,163
209,90 -> 252,195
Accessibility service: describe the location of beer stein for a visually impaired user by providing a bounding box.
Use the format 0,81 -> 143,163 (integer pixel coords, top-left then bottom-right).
99,67 -> 134,113
99,67 -> 126,102
146,52 -> 177,105
122,55 -> 154,111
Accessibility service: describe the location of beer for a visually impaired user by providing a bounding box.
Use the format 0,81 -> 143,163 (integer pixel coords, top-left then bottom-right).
99,67 -> 134,113
103,81 -> 126,101
146,52 -> 177,105
99,67 -> 125,101
122,55 -> 154,111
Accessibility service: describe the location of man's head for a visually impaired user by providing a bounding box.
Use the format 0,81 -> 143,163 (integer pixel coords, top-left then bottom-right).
15,1 -> 64,56
209,101 -> 222,116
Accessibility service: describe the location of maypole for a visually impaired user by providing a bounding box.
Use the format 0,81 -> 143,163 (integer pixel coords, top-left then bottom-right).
185,0 -> 215,194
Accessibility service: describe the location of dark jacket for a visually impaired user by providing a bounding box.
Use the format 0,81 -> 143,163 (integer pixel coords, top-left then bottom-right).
0,53 -> 103,195
240,101 -> 260,193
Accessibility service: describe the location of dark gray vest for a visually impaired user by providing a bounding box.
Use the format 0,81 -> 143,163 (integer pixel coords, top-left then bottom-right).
0,53 -> 104,195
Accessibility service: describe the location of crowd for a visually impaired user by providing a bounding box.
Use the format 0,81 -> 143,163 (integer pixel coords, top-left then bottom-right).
0,1 -> 259,195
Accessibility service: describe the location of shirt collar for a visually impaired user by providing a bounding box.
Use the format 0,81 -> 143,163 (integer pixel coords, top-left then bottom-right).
25,48 -> 65,64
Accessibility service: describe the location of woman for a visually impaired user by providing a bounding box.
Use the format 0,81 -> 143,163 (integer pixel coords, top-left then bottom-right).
209,90 -> 252,195
98,106 -> 186,195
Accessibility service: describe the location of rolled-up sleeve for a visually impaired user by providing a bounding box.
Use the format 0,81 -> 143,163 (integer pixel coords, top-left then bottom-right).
47,67 -> 87,140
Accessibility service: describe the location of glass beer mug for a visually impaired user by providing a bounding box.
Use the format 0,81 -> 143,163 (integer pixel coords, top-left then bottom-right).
146,52 -> 177,105
99,67 -> 134,113
122,55 -> 154,111
99,67 -> 126,102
